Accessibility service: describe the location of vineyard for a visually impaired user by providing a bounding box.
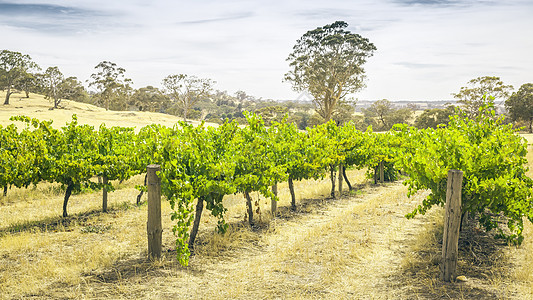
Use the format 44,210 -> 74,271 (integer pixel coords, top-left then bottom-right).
1,100 -> 533,298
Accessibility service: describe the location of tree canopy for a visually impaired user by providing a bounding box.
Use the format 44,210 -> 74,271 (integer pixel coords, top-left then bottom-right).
284,21 -> 376,122
505,83 -> 533,132
0,50 -> 39,105
453,76 -> 513,118
89,61 -> 132,111
162,74 -> 215,121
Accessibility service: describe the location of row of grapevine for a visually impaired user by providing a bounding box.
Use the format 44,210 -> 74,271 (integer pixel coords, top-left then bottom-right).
154,113 -> 381,265
392,105 -> 533,245
2,104 -> 532,266
1,115 -> 141,217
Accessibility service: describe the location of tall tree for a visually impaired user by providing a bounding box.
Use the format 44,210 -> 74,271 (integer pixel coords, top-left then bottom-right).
0,50 -> 39,105
505,83 -> 533,133
130,86 -> 170,112
284,21 -> 376,122
364,99 -> 392,129
362,99 -> 413,131
453,76 -> 513,118
60,76 -> 89,103
162,74 -> 215,121
18,71 -> 39,98
40,67 -> 88,108
40,66 -> 65,108
89,61 -> 131,111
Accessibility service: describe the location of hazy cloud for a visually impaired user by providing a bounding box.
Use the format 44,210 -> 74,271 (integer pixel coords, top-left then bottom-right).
176,12 -> 254,25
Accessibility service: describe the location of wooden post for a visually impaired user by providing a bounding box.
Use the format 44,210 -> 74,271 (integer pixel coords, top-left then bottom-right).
271,184 -> 278,216
102,175 -> 108,212
441,169 -> 463,282
147,164 -> 162,260
338,164 -> 343,195
379,161 -> 384,184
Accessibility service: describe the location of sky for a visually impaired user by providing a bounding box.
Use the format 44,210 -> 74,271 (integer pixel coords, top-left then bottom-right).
0,0 -> 532,102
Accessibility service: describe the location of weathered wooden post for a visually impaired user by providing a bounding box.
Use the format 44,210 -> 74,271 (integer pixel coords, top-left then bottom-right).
379,161 -> 385,184
338,164 -> 343,195
147,164 -> 162,260
441,169 -> 463,282
271,184 -> 278,216
102,175 -> 108,213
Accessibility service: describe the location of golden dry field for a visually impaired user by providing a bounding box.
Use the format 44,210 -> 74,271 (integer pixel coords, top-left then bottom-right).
0,92 -> 208,131
0,94 -> 532,299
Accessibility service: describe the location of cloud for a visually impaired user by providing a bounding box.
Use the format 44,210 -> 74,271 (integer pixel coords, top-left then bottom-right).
176,12 -> 254,25
391,0 -> 487,7
0,1 -> 113,34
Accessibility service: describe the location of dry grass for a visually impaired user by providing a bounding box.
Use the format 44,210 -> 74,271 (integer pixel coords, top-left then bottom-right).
0,91 -> 210,131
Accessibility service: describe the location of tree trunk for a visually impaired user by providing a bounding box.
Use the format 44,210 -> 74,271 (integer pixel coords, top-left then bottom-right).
342,166 -> 352,190
188,196 -> 204,250
288,176 -> 296,210
244,191 -> 253,227
63,181 -> 74,218
136,173 -> 147,205
4,86 -> 11,105
183,106 -> 188,122
330,167 -> 336,198
460,211 -> 467,232
102,175 -> 108,213
338,164 -> 343,195
3,186 -> 7,197
379,161 -> 384,183
529,117 -> 532,133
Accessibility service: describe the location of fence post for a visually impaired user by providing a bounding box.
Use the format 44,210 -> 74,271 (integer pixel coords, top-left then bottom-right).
441,169 -> 463,282
338,164 -> 343,195
271,184 -> 278,216
147,164 -> 162,260
379,161 -> 385,183
102,175 -> 108,213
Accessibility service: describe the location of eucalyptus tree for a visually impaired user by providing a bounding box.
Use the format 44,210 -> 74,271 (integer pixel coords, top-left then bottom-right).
284,21 -> 376,122
453,76 -> 513,118
0,50 -> 39,105
40,66 -> 65,108
162,74 -> 215,121
89,61 -> 132,111
505,83 -> 533,132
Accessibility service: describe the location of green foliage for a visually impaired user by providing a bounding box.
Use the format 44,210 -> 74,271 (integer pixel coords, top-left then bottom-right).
162,74 -> 215,121
453,76 -> 513,118
505,83 -> 533,132
395,104 -> 533,244
285,21 -> 376,121
89,61 -> 132,111
362,99 -> 413,131
159,121 -> 239,265
0,49 -> 39,105
415,106 -> 456,129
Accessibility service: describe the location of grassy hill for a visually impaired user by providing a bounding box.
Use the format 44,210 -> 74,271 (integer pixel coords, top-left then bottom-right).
0,92 -> 212,130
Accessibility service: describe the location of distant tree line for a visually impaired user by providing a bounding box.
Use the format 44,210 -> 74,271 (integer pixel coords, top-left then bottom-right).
1,47 -> 532,132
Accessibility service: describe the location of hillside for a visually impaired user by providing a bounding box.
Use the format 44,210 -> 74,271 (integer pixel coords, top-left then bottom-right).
0,92 -> 213,130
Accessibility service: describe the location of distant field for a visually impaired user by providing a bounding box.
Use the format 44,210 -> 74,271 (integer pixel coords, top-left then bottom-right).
0,92 -> 211,130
